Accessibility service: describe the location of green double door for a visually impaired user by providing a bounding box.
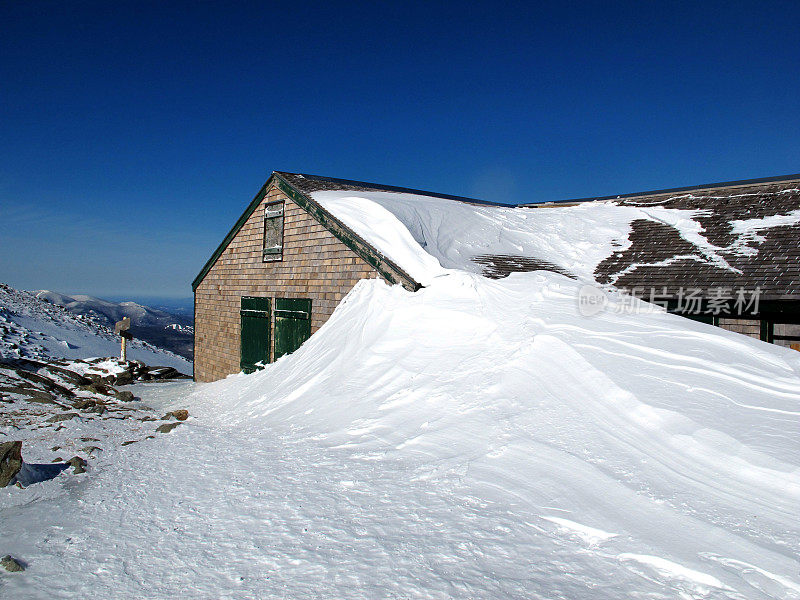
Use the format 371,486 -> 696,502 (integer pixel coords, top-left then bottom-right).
240,296 -> 271,373
240,296 -> 311,373
274,298 -> 312,360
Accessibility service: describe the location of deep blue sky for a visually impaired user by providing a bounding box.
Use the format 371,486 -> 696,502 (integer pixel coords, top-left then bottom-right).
1,1 -> 798,298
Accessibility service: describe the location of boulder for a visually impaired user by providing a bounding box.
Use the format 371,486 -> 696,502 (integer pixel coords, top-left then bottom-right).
1,555 -> 24,572
162,409 -> 189,421
114,390 -> 135,402
112,371 -> 134,386
80,382 -> 113,397
46,412 -> 79,423
156,422 -> 181,434
73,398 -> 98,410
0,441 -> 23,487
68,456 -> 87,474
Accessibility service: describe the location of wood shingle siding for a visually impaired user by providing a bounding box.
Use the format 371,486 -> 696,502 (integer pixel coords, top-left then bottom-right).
194,184 -> 381,382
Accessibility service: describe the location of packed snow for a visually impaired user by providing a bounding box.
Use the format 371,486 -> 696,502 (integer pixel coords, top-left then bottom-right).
3,272 -> 799,599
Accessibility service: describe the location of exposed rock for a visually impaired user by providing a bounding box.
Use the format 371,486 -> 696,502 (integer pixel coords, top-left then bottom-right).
112,371 -> 134,386
46,412 -> 79,423
156,422 -> 181,434
0,385 -> 57,404
1,555 -> 24,572
121,440 -> 137,446
162,409 -> 189,421
80,382 -> 113,396
73,398 -> 98,410
1,361 -> 78,399
148,367 -> 185,380
68,456 -> 87,474
114,390 -> 135,402
0,441 -> 23,487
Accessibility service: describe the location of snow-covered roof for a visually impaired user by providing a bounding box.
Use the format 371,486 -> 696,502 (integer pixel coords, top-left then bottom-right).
584,179 -> 800,301
279,172 -> 800,300
195,171 -> 800,302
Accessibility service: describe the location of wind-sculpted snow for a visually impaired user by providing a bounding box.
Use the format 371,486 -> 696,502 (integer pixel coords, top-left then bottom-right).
4,272 -> 796,598
200,273 -> 800,598
312,189 -> 800,288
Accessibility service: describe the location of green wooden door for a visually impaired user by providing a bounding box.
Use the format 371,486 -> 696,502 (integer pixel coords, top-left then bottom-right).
274,298 -> 311,359
240,296 -> 271,373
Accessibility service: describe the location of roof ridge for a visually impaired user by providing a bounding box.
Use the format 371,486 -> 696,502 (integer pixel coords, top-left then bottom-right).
522,173 -> 800,207
274,171 -> 515,207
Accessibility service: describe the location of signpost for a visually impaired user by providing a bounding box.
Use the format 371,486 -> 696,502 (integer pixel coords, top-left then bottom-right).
114,317 -> 131,361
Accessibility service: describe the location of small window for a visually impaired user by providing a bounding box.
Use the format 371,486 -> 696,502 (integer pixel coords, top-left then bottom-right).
263,201 -> 284,261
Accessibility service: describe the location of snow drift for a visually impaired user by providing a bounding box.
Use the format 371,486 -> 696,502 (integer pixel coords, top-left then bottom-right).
3,193 -> 800,597
183,271 -> 800,599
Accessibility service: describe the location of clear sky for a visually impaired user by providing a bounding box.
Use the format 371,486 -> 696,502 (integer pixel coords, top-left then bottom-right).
1,1 -> 798,298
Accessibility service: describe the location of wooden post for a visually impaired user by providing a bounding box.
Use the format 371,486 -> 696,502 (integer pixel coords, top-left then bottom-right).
114,317 -> 131,362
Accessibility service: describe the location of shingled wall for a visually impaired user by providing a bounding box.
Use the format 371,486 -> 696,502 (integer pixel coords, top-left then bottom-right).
194,183 -> 381,382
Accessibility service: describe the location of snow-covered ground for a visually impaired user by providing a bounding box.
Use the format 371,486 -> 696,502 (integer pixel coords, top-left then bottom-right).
0,284 -> 191,374
2,272 -> 798,599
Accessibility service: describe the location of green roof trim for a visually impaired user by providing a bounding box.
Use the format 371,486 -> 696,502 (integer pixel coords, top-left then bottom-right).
192,172 -> 422,292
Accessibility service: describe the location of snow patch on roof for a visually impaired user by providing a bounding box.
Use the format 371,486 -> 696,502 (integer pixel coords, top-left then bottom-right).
727,208 -> 800,256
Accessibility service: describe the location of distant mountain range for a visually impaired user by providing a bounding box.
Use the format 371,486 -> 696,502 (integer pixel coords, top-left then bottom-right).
33,290 -> 194,360
0,283 -> 191,373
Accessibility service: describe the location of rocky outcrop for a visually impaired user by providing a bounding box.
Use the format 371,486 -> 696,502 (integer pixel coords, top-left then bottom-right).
1,555 -> 24,572
1,356 -> 193,474
0,357 -> 189,413
0,441 -> 23,487
162,409 -> 189,421
156,422 -> 182,434
1,441 -> 89,487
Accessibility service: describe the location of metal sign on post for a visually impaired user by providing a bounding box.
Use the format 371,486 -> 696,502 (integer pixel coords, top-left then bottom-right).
114,317 -> 131,361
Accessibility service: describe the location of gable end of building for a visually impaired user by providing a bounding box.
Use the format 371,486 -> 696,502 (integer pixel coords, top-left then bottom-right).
192,173 -> 421,293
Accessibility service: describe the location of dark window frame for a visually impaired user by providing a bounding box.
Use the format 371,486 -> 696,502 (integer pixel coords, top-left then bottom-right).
263,200 -> 285,261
